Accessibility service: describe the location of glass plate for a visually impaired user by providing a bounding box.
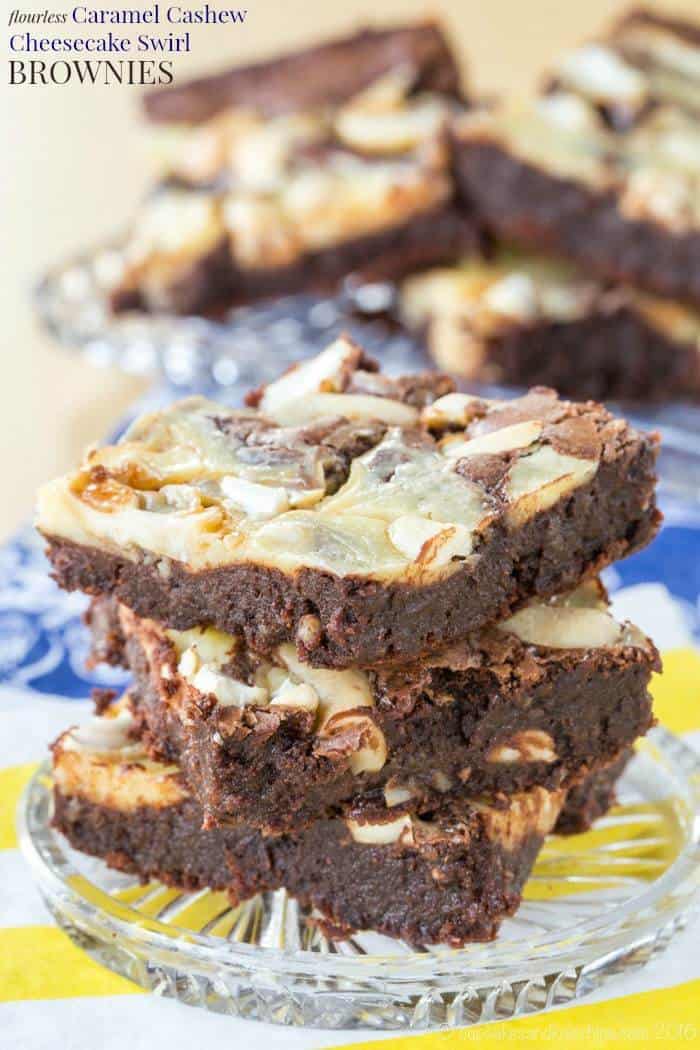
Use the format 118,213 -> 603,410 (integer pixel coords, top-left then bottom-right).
35,241 -> 700,438
35,241 -> 424,390
18,728 -> 700,1031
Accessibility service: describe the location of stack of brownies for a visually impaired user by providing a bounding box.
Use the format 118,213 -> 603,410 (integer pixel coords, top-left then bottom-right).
38,338 -> 662,945
404,8 -> 700,401
104,9 -> 700,405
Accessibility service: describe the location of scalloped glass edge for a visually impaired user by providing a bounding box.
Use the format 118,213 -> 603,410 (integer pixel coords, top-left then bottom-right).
35,242 -> 700,447
17,727 -> 700,1030
34,242 -> 424,395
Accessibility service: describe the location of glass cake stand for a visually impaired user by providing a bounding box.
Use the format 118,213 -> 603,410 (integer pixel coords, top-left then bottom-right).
18,728 -> 700,1031
35,239 -> 700,440
34,240 -> 425,391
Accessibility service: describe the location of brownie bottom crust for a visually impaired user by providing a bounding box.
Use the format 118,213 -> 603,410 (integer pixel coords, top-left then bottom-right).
228,811 -> 546,945
51,788 -> 550,945
52,791 -> 238,892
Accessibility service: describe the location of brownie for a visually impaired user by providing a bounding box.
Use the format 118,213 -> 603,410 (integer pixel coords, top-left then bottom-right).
87,580 -> 656,833
52,705 -> 621,946
453,9 -> 700,306
110,22 -> 475,316
225,790 -> 562,945
143,23 -> 464,125
38,339 -> 661,669
544,9 -> 700,126
51,705 -> 246,892
113,202 -> 478,317
398,249 -> 700,405
401,250 -> 700,402
555,750 -> 630,835
53,791 -> 236,891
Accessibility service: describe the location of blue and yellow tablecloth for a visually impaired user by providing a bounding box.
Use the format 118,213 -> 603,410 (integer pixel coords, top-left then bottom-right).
2,518 -> 700,1049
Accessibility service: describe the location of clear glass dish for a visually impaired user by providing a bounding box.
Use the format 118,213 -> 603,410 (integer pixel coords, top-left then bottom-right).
19,728 -> 700,1031
36,241 -> 700,439
34,242 -> 424,390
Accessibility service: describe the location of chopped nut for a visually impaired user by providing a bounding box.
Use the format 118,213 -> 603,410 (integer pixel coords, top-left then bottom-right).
65,708 -> 137,755
501,604 -> 623,649
619,168 -> 697,234
554,44 -> 647,108
335,96 -> 448,155
387,514 -> 474,566
259,337 -> 361,417
296,614 -> 322,649
346,814 -> 412,844
347,716 -> 387,774
156,559 -> 172,580
432,770 -> 452,792
266,391 -> 419,427
441,420 -> 543,460
178,647 -> 200,678
483,273 -> 539,321
420,392 -> 485,429
219,475 -> 290,519
384,784 -> 415,807
488,730 -> 557,764
192,666 -> 269,708
505,445 -> 598,526
269,678 -> 319,714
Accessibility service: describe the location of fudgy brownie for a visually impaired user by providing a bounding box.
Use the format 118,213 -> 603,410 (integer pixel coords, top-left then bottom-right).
454,9 -> 700,306
111,23 -> 476,315
555,749 -> 630,835
52,701 -> 236,891
87,580 -> 656,833
401,250 -> 700,402
38,339 -> 661,668
112,201 -> 477,317
52,703 -> 622,945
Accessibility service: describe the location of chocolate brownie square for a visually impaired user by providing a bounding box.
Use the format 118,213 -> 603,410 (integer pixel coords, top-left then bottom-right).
39,338 -> 660,668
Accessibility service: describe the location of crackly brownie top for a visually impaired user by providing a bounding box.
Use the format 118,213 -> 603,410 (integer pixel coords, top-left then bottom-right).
401,248 -> 700,348
115,579 -> 652,781
456,8 -> 700,235
54,699 -> 564,849
38,337 -> 650,584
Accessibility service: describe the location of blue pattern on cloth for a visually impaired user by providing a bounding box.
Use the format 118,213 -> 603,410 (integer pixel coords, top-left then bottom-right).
0,528 -> 129,698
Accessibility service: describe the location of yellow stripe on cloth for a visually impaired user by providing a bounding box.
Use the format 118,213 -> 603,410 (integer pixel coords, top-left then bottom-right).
0,926 -> 142,1001
341,978 -> 700,1050
651,649 -> 700,735
0,763 -> 38,849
